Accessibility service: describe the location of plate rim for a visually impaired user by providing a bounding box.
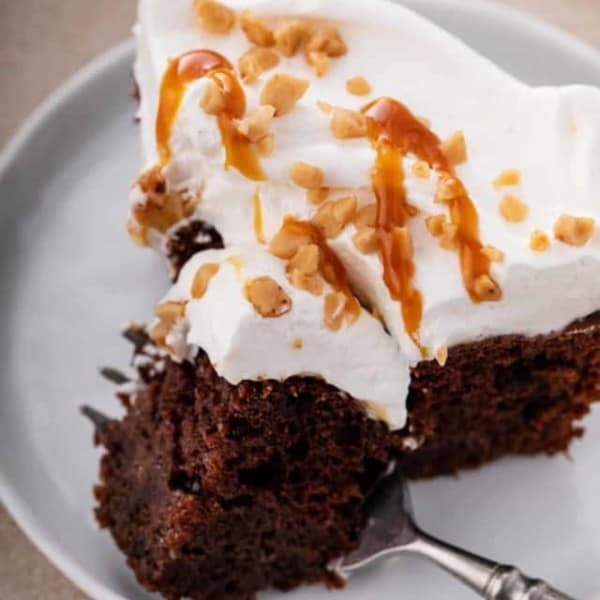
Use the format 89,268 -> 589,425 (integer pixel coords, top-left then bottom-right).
1,2 -> 600,599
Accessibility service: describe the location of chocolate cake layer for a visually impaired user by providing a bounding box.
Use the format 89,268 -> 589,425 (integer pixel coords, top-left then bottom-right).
94,314 -> 600,599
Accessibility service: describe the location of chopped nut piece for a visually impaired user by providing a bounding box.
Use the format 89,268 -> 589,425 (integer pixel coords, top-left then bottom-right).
126,216 -> 147,247
307,51 -> 330,77
260,74 -> 309,116
289,161 -> 324,189
438,222 -> 458,251
238,47 -> 280,83
273,19 -> 307,57
493,168 -> 521,188
330,107 -> 367,139
129,166 -> 198,244
499,194 -> 528,223
191,263 -> 220,299
291,337 -> 303,349
333,195 -> 357,224
238,10 -> 274,46
353,204 -> 377,228
269,227 -> 313,259
288,244 -> 320,275
323,292 -> 347,330
425,214 -> 447,237
346,76 -> 371,96
441,130 -> 468,166
235,105 -> 275,142
316,100 -> 333,114
412,160 -> 431,179
199,80 -> 226,115
306,188 -> 329,205
194,0 -> 235,34
245,276 -> 292,318
529,229 -> 550,252
553,214 -> 596,247
473,274 -> 501,301
313,196 -> 357,238
155,300 -> 187,322
323,292 -> 359,330
435,346 -> 448,367
288,269 -> 323,296
256,133 -> 274,157
305,26 -> 347,57
352,226 -> 379,254
148,320 -> 171,348
482,245 -> 505,263
393,227 -> 413,258
435,174 -> 463,203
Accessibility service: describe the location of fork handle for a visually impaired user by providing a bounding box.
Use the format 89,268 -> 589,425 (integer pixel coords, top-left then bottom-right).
410,528 -> 576,600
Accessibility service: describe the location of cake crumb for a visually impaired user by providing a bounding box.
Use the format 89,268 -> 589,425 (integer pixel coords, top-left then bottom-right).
245,277 -> 292,318
529,229 -> 550,252
346,76 -> 371,96
194,0 -> 235,34
493,168 -> 521,188
291,337 -> 303,349
553,214 -> 595,247
499,194 -> 528,223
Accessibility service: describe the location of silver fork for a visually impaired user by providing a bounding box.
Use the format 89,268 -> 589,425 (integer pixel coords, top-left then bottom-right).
338,468 -> 576,599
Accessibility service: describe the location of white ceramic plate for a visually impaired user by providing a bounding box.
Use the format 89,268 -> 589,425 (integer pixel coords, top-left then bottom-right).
1,1 -> 599,599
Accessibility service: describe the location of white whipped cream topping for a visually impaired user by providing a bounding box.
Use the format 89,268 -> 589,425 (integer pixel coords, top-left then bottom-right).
135,0 -> 600,427
164,245 -> 409,426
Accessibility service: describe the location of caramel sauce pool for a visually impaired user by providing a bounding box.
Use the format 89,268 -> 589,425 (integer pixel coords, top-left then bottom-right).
363,98 -> 500,347
156,49 -> 264,180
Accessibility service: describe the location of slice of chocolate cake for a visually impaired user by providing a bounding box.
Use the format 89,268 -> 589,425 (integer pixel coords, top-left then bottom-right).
95,344 -> 394,600
94,0 -> 600,598
92,312 -> 600,600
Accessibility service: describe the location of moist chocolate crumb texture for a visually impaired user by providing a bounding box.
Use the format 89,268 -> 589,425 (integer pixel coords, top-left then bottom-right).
95,0 -> 600,598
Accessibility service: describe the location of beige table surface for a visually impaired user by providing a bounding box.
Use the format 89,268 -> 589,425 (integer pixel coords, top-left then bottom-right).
1,0 -> 599,598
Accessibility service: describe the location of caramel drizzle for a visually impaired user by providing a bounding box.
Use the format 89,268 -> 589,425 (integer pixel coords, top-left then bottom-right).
252,189 -> 266,244
156,49 -> 265,181
281,216 -> 361,323
362,97 -> 500,347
